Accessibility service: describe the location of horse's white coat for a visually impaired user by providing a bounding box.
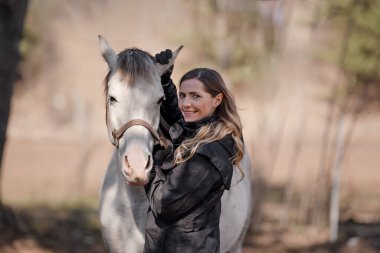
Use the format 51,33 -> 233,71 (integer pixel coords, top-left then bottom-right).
219,152 -> 252,253
98,36 -> 252,253
100,151 -> 148,252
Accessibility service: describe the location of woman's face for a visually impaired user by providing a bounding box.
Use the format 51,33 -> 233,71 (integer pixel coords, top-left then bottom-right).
178,78 -> 222,122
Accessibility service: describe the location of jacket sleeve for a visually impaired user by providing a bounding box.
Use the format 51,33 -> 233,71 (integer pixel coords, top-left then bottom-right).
146,154 -> 223,223
160,80 -> 183,126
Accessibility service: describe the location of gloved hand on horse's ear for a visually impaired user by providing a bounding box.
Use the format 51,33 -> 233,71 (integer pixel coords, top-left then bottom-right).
155,49 -> 173,85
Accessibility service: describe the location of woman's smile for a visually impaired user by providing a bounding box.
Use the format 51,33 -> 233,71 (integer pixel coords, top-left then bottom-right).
182,110 -> 196,116
178,78 -> 218,122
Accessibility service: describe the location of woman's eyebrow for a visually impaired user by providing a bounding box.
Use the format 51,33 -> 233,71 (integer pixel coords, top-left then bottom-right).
179,91 -> 200,95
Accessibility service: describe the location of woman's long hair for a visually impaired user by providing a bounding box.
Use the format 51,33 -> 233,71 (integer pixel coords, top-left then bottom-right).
173,68 -> 244,175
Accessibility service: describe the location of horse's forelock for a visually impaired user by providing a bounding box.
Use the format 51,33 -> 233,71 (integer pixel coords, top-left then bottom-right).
103,48 -> 157,96
116,48 -> 156,84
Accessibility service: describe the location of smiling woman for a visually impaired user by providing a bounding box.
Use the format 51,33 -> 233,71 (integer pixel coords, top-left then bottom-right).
173,68 -> 244,166
144,52 -> 248,252
178,78 -> 223,122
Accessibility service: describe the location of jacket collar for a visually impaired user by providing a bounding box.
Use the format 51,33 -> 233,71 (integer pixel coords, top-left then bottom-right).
181,114 -> 220,138
169,114 -> 220,142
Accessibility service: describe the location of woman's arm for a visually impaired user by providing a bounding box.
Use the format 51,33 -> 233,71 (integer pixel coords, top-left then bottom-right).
146,154 -> 222,223
160,80 -> 183,125
155,49 -> 183,125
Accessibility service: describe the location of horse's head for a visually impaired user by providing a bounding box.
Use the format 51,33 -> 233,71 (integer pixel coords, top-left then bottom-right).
99,35 -> 182,186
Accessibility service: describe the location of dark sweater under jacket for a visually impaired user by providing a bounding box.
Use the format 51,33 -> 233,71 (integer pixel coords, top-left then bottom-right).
143,80 -> 236,253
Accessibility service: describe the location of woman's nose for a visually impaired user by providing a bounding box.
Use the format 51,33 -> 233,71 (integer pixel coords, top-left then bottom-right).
182,97 -> 191,107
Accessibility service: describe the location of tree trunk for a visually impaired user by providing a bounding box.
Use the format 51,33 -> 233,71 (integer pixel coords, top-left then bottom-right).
312,99 -> 335,228
0,0 -> 28,203
329,114 -> 346,242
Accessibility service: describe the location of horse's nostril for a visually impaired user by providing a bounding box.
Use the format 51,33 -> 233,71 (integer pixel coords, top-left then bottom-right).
145,155 -> 151,170
124,156 -> 133,176
124,156 -> 131,168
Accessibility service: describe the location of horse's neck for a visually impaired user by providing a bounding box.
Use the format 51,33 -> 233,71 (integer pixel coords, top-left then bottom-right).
116,167 -> 149,234
124,182 -> 148,206
100,151 -> 148,252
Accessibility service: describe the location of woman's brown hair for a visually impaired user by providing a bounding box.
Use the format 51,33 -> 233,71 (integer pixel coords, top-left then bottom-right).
174,68 -> 244,176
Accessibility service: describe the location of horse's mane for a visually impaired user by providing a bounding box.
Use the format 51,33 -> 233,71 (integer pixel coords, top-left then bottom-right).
104,48 -> 156,94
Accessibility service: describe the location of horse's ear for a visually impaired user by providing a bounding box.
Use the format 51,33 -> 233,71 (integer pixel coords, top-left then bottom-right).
156,45 -> 184,76
99,35 -> 117,70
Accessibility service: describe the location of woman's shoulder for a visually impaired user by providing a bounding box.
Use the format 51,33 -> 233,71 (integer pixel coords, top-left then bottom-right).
195,134 -> 235,189
197,134 -> 235,157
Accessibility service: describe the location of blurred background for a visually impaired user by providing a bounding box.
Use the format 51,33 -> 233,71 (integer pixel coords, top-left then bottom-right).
1,0 -> 380,252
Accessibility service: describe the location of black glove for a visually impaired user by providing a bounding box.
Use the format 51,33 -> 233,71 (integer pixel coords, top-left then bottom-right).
145,166 -> 156,194
155,49 -> 173,85
145,146 -> 162,193
153,146 -> 172,167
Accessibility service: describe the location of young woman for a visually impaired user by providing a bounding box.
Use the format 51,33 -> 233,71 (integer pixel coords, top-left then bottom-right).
143,50 -> 244,253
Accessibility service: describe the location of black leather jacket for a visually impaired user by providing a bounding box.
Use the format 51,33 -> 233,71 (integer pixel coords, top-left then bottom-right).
144,80 -> 236,253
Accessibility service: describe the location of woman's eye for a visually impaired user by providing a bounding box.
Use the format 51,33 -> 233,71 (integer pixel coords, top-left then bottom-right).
179,93 -> 185,98
109,96 -> 117,104
192,94 -> 200,99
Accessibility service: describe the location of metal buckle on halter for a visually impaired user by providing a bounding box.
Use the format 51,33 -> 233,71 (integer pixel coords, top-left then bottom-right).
111,130 -> 119,148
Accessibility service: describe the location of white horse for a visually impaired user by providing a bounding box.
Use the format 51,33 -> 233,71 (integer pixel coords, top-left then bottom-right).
98,35 -> 252,253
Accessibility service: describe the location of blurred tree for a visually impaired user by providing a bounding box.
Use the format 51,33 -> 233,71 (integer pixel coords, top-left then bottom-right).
315,0 -> 380,242
0,0 -> 28,204
185,0 -> 261,85
328,0 -> 380,109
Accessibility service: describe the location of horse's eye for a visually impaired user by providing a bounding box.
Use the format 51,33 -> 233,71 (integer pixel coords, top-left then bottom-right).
109,96 -> 117,104
157,96 -> 165,104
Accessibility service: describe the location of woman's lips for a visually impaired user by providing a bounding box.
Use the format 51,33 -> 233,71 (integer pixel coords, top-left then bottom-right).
182,111 -> 196,116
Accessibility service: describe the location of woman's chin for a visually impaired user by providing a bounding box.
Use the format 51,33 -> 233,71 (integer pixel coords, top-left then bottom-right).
183,114 -> 198,122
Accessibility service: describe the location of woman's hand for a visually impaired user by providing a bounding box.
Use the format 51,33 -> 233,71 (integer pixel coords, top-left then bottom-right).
155,49 -> 174,85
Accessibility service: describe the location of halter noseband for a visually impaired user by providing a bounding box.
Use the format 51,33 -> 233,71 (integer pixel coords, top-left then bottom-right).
111,119 -> 170,149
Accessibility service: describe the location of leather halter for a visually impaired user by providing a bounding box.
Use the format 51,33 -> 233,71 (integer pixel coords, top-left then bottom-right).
105,93 -> 170,149
111,119 -> 170,148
